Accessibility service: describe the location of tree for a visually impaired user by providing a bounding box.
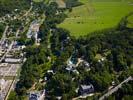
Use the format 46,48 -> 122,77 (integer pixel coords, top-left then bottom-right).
8,91 -> 18,100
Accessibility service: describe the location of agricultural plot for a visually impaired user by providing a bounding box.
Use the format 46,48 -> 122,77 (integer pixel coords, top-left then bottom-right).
58,0 -> 133,37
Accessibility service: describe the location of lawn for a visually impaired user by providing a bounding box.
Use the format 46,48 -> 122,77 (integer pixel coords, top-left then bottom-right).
58,0 -> 133,37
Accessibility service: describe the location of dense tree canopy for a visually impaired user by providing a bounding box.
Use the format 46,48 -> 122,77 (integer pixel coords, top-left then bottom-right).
0,0 -> 30,17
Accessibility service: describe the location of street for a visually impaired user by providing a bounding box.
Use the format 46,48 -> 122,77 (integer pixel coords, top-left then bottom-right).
99,76 -> 133,100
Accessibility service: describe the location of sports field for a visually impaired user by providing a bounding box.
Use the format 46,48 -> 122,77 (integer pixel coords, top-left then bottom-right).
58,0 -> 133,37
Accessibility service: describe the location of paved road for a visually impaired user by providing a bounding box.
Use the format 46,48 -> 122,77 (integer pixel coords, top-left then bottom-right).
99,76 -> 133,100
0,26 -> 9,44
0,41 -> 14,63
18,2 -> 33,20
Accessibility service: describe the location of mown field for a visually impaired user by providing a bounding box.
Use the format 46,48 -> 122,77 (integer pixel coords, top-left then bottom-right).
58,0 -> 133,37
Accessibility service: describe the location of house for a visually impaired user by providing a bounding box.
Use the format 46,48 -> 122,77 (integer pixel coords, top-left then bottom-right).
29,90 -> 45,100
26,20 -> 41,45
65,66 -> 79,75
4,58 -> 22,63
27,20 -> 40,39
78,84 -> 94,96
29,92 -> 41,100
45,70 -> 55,80
47,70 -> 54,74
82,61 -> 91,71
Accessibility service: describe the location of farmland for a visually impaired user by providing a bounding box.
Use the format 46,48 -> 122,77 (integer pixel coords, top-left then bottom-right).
58,0 -> 133,37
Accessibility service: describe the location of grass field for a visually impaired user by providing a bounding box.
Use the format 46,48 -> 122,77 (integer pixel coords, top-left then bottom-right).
58,0 -> 133,37
127,14 -> 133,28
33,0 -> 43,2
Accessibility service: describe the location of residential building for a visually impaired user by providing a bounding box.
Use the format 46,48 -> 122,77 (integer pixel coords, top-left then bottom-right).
4,58 -> 22,63
78,84 -> 94,96
29,92 -> 41,100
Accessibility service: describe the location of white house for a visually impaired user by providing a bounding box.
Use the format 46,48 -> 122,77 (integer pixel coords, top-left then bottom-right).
4,58 -> 22,63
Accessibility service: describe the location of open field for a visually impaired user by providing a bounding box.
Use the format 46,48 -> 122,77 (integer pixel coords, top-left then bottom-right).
33,0 -> 43,2
58,0 -> 133,37
127,14 -> 133,28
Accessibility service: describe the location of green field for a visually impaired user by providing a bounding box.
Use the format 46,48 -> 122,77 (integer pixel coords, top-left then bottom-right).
127,14 -> 133,28
33,0 -> 43,2
58,0 -> 133,37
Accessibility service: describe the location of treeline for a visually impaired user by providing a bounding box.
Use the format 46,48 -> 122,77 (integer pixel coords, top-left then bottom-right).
0,0 -> 30,17
64,0 -> 83,8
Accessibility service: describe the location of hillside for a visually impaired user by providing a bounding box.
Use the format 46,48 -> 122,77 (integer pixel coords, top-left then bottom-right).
0,0 -> 31,17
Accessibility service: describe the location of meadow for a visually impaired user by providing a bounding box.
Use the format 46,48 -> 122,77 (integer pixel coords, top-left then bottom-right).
33,0 -> 43,2
127,14 -> 133,28
58,0 -> 133,37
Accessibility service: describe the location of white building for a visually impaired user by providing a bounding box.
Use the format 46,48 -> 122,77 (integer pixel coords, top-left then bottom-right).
27,20 -> 40,39
4,58 -> 22,63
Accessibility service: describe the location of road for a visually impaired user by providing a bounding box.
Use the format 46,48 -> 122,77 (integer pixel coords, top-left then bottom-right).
99,76 -> 133,100
0,1 -> 32,43
0,26 -> 9,44
0,41 -> 14,63
18,2 -> 33,20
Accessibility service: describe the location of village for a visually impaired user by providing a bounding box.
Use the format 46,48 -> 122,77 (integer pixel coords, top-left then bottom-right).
0,0 -> 133,100
0,1 -> 45,99
0,19 -> 43,100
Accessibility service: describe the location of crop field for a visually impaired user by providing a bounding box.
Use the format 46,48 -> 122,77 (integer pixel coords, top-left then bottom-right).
58,0 -> 133,37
